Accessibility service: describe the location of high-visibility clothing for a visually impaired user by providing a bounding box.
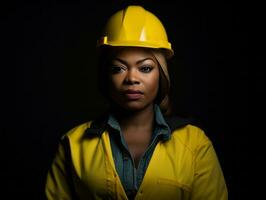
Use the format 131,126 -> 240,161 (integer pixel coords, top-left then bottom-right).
45,119 -> 228,200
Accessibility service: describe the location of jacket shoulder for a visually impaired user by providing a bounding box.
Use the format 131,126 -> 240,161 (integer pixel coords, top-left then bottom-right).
63,113 -> 108,141
62,121 -> 93,141
170,123 -> 211,154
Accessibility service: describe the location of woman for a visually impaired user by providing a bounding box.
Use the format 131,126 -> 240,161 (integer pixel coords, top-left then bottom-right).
45,5 -> 228,200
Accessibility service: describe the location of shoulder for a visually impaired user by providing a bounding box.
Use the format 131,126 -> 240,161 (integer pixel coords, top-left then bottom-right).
165,116 -> 211,153
172,124 -> 211,155
172,124 -> 209,143
62,113 -> 108,141
62,121 -> 93,141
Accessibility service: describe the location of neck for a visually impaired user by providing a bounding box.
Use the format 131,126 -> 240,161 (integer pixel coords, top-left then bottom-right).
111,104 -> 155,131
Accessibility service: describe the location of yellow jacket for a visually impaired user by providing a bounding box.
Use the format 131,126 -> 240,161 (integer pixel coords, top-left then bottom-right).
45,120 -> 228,200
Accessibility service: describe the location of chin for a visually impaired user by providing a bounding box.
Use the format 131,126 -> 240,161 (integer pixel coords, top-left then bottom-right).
119,101 -> 152,112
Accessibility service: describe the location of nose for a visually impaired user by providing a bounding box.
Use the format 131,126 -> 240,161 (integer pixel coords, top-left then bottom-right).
123,69 -> 140,85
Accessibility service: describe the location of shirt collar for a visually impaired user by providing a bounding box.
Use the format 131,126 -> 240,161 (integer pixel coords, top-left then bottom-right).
153,104 -> 171,140
107,104 -> 171,141
84,105 -> 193,139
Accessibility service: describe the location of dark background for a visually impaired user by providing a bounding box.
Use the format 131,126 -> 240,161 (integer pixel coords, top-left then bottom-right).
2,0 -> 264,199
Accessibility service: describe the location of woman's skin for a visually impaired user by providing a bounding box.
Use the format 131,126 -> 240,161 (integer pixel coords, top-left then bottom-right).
108,47 -> 160,167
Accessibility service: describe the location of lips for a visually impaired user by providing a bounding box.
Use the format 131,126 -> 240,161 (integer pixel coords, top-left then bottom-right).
123,89 -> 143,100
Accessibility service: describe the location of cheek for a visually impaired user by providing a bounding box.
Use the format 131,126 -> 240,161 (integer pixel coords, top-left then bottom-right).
109,75 -> 122,90
108,75 -> 123,98
147,73 -> 160,97
153,78 -> 160,94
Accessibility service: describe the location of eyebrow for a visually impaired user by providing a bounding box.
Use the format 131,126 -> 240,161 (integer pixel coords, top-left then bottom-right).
112,57 -> 155,65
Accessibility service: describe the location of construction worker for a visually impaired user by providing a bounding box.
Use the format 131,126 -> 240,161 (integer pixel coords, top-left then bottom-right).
45,5 -> 228,200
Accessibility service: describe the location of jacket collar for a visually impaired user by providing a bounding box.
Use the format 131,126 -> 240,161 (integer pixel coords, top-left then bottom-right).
84,107 -> 193,137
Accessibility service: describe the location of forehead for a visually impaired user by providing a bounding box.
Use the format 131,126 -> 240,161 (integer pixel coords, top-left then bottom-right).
110,47 -> 156,62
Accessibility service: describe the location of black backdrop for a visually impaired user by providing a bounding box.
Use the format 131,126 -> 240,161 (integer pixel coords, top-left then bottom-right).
2,0 -> 264,199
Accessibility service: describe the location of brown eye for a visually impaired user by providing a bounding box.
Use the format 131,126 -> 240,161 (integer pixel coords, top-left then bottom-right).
109,66 -> 124,74
140,65 -> 153,73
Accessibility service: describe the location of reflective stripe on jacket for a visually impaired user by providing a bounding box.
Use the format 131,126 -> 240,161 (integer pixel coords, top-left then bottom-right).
45,120 -> 228,200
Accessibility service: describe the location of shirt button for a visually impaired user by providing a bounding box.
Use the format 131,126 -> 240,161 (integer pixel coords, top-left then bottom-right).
123,155 -> 129,161
123,151 -> 129,160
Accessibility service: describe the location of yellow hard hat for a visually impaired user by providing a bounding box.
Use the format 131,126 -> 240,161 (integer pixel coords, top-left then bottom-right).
97,5 -> 174,58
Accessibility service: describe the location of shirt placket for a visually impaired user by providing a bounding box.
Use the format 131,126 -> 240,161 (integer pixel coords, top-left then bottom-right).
122,149 -> 137,199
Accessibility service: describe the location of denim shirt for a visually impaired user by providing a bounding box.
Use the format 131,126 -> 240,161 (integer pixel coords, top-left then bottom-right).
107,105 -> 171,199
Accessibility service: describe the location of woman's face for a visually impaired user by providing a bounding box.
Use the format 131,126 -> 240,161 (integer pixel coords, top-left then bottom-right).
107,47 -> 160,111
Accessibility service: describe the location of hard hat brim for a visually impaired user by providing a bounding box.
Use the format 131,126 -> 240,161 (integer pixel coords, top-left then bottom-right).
97,36 -> 174,59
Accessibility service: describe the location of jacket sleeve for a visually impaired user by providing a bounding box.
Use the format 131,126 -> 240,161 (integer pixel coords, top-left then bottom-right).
45,136 -> 75,200
190,131 -> 228,200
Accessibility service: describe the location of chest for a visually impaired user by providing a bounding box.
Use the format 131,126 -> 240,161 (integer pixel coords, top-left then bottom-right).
70,132 -> 194,200
123,131 -> 152,166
